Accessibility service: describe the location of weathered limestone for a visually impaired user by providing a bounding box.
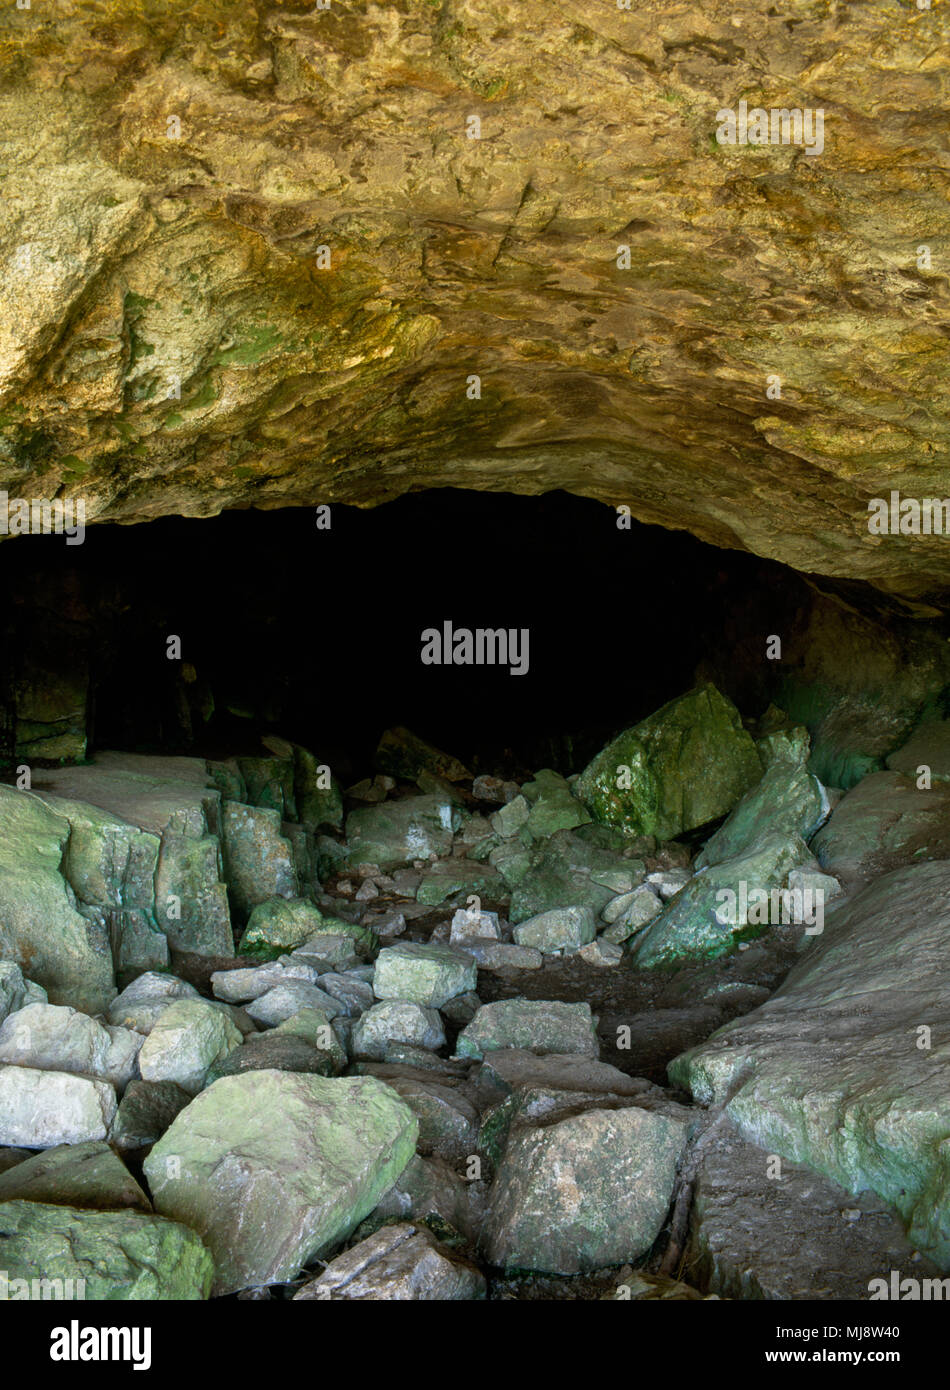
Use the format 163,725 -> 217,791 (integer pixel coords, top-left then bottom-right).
144,1072 -> 418,1294
0,787 -> 115,1015
670,862 -> 950,1268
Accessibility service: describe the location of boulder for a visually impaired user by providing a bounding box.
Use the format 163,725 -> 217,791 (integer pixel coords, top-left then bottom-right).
811,771 -> 950,884
375,727 -> 472,784
0,1200 -> 212,1299
138,999 -> 243,1094
373,942 -> 477,1009
480,1104 -> 687,1274
0,962 -> 47,1025
239,896 -> 326,955
0,1003 -> 141,1090
513,904 -> 596,954
0,1139 -> 150,1212
352,1001 -> 446,1061
630,832 -> 814,968
456,1000 -> 599,1060
345,794 -> 460,870
144,1071 -> 418,1294
110,1080 -> 192,1152
0,1066 -> 116,1146
574,684 -> 761,839
221,802 -> 297,921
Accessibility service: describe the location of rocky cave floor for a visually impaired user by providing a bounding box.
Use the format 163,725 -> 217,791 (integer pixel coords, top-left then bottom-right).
2,694 -> 950,1301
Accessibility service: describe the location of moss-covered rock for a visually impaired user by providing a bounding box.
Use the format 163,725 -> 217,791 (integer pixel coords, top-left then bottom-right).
575,685 -> 761,840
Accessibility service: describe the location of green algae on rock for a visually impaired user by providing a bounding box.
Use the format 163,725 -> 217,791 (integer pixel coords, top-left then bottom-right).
574,684 -> 761,840
144,1071 -> 418,1294
0,1200 -> 214,1300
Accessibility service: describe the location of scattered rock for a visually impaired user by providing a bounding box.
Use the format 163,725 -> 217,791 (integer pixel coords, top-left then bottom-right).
138,999 -> 243,1094
373,942 -> 477,1009
456,1000 -> 600,1060
110,1080 -> 192,1152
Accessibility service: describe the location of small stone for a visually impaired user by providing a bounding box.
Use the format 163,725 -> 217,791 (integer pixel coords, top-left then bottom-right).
355,880 -> 379,901
245,980 -> 342,1027
512,904 -> 596,954
294,1222 -> 485,1300
490,795 -> 530,839
240,897 -> 328,954
578,939 -> 623,967
352,1001 -> 446,1061
456,940 -> 544,971
316,973 -> 375,1016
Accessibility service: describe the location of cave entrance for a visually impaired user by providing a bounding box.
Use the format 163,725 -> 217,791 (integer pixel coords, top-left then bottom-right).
0,488 -> 808,781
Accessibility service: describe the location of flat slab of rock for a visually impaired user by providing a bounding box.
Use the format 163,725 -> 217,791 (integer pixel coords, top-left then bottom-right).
670,861 -> 950,1267
456,999 -> 600,1060
0,1199 -> 212,1299
144,1071 -> 418,1294
690,1120 -> 942,1300
476,1049 -> 649,1099
294,1222 -> 485,1300
0,1139 -> 150,1211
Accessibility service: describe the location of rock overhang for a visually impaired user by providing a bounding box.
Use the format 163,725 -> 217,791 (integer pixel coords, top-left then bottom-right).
0,0 -> 946,603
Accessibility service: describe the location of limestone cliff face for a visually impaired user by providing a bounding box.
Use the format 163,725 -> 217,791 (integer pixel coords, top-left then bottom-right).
0,0 -> 947,603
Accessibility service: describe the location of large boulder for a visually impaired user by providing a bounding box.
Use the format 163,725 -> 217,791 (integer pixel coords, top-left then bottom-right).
669,862 -> 950,1268
0,787 -> 115,1015
221,802 -> 298,922
630,832 -> 813,969
144,1071 -> 418,1293
574,684 -> 761,839
480,1103 -> 687,1274
0,1066 -> 117,1146
0,1200 -> 212,1299
345,794 -> 461,870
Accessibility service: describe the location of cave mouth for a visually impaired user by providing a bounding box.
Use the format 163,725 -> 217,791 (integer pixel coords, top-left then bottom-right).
0,486 -> 817,780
